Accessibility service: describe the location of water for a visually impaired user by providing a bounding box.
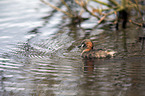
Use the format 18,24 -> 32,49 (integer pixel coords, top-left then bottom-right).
0,0 -> 145,96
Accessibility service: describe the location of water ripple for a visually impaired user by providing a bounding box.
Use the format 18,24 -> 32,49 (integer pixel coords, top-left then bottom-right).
0,0 -> 145,95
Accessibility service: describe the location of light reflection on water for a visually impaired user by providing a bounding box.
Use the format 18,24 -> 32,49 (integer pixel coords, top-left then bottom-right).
0,0 -> 145,96
1,36 -> 145,96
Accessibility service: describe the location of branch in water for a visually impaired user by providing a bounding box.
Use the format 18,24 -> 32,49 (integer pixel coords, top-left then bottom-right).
40,0 -> 73,17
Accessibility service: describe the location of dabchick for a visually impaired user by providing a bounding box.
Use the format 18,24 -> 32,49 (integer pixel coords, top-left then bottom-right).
78,39 -> 117,59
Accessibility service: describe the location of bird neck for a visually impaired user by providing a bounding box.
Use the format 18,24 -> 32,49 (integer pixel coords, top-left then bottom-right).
82,47 -> 92,53
82,41 -> 93,55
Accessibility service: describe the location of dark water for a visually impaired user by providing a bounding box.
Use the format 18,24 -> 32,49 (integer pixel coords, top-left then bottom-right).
0,0 -> 145,96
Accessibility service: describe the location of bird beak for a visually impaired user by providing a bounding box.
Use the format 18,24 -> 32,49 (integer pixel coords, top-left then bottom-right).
78,44 -> 85,48
78,45 -> 82,48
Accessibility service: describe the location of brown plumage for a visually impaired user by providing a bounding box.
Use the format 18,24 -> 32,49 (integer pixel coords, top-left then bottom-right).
78,39 -> 116,59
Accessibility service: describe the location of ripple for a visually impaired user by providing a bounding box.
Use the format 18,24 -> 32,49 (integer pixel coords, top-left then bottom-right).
0,0 -> 145,95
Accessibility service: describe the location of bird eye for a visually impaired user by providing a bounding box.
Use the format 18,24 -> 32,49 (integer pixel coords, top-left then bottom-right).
81,44 -> 85,47
81,43 -> 86,48
78,43 -> 86,48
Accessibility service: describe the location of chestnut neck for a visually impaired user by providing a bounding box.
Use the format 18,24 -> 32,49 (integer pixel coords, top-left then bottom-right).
82,41 -> 93,53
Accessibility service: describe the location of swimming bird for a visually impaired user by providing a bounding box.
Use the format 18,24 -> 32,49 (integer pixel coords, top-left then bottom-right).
78,39 -> 116,59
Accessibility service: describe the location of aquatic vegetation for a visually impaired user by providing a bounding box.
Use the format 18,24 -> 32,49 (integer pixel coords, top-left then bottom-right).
40,0 -> 89,24
76,0 -> 145,29
40,0 -> 145,28
40,0 -> 73,17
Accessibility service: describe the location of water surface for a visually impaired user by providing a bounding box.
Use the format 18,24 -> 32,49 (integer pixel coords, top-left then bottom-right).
0,0 -> 145,96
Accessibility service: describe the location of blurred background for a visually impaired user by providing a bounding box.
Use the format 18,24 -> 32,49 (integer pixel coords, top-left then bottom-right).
0,0 -> 145,96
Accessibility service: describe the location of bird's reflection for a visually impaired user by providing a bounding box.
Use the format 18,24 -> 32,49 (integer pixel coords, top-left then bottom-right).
83,59 -> 95,74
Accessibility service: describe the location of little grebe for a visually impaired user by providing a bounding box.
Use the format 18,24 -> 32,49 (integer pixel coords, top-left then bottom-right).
78,39 -> 116,59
